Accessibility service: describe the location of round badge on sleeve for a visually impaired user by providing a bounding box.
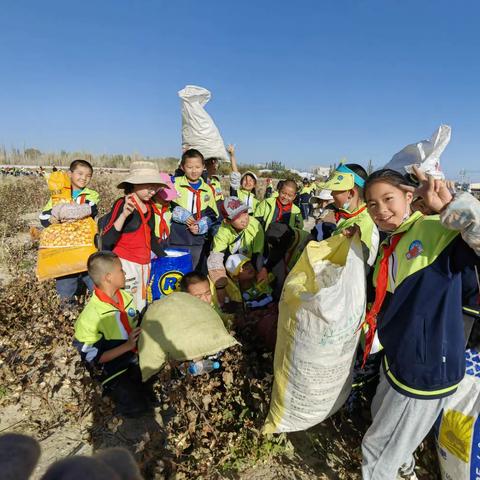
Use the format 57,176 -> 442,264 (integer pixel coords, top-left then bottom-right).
128,308 -> 136,317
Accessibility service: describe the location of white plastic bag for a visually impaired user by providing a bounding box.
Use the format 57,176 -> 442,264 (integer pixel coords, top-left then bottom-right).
435,349 -> 480,480
178,85 -> 229,161
384,124 -> 451,179
264,235 -> 365,433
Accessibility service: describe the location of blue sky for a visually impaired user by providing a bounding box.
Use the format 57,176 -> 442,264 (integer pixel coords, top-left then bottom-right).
1,0 -> 480,181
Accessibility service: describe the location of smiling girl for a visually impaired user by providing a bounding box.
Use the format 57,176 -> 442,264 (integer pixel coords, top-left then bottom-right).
361,167 -> 480,480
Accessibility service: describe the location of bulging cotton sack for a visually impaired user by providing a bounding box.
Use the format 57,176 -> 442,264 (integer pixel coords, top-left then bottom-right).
178,85 -> 229,160
435,349 -> 480,480
383,124 -> 451,179
264,234 -> 366,434
138,292 -> 238,381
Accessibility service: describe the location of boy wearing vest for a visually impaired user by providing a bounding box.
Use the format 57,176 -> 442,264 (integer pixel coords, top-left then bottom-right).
100,162 -> 168,312
361,167 -> 480,480
205,157 -> 225,207
254,179 -> 303,232
39,159 -> 100,303
169,149 -> 219,271
298,177 -> 314,220
322,163 -> 379,266
227,144 -> 258,214
74,252 -> 152,418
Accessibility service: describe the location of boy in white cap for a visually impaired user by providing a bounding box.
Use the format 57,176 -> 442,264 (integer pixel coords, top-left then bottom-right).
99,161 -> 168,312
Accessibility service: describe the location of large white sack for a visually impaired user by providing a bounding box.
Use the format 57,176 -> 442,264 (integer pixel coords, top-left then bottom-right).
384,124 -> 451,179
178,85 -> 229,161
264,234 -> 365,434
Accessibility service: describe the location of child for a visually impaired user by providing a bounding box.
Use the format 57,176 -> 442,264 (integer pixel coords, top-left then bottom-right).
225,254 -> 277,350
254,179 -> 303,232
169,149 -> 219,271
152,172 -> 178,242
205,157 -> 225,207
227,144 -> 258,214
321,163 -> 379,266
180,271 -> 213,305
298,177 -> 314,220
73,252 -> 151,418
264,178 -> 274,199
361,167 -> 480,480
39,159 -> 100,303
99,161 -> 168,312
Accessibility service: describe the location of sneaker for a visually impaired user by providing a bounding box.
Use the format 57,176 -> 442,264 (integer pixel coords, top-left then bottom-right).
396,472 -> 418,480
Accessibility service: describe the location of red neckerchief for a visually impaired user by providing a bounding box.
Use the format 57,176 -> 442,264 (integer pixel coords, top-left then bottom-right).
186,184 -> 202,220
94,287 -> 136,352
151,203 -> 170,240
361,233 -> 404,366
275,198 -> 292,221
131,196 -> 152,252
335,205 -> 367,223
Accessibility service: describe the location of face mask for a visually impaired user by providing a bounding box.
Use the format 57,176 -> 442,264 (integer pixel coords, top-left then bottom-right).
342,201 -> 351,211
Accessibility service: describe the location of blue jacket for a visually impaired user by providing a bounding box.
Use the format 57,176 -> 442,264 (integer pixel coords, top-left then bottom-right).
374,206 -> 480,399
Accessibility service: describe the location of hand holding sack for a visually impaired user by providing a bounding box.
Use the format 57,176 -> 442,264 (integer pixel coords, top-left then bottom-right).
51,203 -> 92,223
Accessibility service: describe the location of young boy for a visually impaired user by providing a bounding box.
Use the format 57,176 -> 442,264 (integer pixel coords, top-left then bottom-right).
73,251 -> 151,418
180,271 -> 213,305
39,159 -> 100,303
169,149 -> 219,271
204,157 -> 225,207
254,179 -> 303,232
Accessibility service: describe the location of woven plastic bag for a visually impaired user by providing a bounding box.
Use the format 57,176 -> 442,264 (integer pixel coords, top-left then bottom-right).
178,85 -> 229,160
435,349 -> 480,480
36,218 -> 97,281
383,124 -> 451,179
138,292 -> 238,381
47,171 -> 72,205
264,234 -> 366,433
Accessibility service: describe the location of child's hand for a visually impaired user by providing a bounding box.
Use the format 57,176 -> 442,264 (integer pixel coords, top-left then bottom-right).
122,195 -> 136,218
226,144 -> 235,155
126,327 -> 142,349
185,216 -> 196,226
342,224 -> 360,238
256,267 -> 269,284
403,166 -> 453,213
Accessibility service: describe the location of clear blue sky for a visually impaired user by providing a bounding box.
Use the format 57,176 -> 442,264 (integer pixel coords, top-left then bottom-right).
1,0 -> 480,181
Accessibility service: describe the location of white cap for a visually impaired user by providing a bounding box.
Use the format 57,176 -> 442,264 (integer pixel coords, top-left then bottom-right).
225,254 -> 250,277
318,189 -> 333,200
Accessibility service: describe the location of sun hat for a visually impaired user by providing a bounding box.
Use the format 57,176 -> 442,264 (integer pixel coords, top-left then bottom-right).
225,254 -> 251,277
318,189 -> 333,200
117,161 -> 168,189
157,172 -> 179,201
220,197 -> 249,221
322,164 -> 365,192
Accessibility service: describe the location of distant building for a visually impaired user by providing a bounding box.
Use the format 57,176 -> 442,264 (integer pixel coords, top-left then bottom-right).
312,166 -> 330,179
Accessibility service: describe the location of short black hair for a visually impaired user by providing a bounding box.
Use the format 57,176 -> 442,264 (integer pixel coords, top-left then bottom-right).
87,251 -> 119,286
344,163 -> 368,199
70,159 -> 93,173
364,168 -> 414,201
281,179 -> 298,192
180,271 -> 209,292
181,149 -> 205,166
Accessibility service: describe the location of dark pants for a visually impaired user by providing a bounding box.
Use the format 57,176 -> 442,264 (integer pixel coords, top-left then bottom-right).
300,203 -> 310,220
56,272 -> 94,300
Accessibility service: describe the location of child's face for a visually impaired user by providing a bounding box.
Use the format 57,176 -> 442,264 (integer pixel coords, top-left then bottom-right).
332,190 -> 352,210
241,175 -> 256,191
237,261 -> 256,281
187,280 -> 212,304
206,159 -> 218,176
366,182 -> 413,232
69,165 -> 92,190
278,185 -> 297,206
229,212 -> 250,231
134,183 -> 160,202
182,157 -> 204,182
106,259 -> 126,290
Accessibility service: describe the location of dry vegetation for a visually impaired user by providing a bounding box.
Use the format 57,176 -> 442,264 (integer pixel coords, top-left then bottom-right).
0,175 -> 440,479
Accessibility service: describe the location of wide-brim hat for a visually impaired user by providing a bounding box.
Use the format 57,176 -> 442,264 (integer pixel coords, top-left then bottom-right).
117,161 -> 169,189
157,172 -> 179,201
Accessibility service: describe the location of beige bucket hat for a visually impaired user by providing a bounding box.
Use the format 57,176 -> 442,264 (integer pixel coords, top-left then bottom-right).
117,161 -> 168,189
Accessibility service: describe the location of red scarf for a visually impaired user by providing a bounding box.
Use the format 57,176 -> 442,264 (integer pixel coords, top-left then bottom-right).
152,203 -> 170,240
186,185 -> 202,220
131,196 -> 152,252
361,233 -> 404,366
275,199 -> 292,221
335,205 -> 367,223
94,287 -> 136,351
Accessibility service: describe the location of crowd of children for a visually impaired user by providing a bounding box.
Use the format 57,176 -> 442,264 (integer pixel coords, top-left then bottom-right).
39,151 -> 480,479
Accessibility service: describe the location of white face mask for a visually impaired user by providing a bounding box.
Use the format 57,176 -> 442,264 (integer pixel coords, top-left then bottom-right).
342,201 -> 351,211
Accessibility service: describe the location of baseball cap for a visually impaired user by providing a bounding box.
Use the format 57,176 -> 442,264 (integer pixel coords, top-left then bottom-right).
220,197 -> 249,221
225,254 -> 251,277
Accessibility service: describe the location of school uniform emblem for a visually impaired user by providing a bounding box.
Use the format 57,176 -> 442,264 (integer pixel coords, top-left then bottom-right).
406,240 -> 423,260
204,194 -> 210,202
128,308 -> 136,317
